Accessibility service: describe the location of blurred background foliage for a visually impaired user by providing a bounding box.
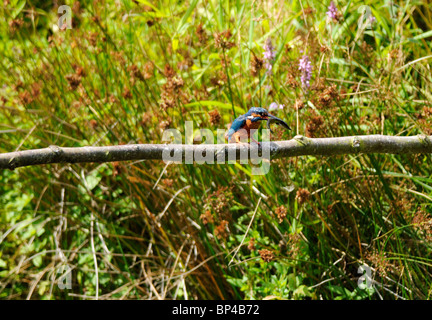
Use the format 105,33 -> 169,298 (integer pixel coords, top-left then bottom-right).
1,0 -> 432,299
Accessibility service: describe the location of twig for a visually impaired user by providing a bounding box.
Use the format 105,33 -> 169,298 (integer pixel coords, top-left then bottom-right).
228,197 -> 261,266
90,212 -> 99,300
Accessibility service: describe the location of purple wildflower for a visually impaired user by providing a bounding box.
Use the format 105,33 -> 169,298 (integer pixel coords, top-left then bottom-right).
299,55 -> 312,89
263,38 -> 276,75
326,1 -> 338,20
269,102 -> 284,111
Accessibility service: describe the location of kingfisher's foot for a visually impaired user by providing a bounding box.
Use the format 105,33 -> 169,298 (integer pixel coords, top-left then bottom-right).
250,138 -> 261,146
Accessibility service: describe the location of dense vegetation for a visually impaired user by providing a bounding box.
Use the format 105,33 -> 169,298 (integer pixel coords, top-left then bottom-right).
1,0 -> 432,300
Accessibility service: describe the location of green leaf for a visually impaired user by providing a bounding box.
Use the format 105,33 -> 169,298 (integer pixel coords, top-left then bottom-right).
12,0 -> 26,19
184,100 -> 245,114
84,170 -> 103,191
176,0 -> 199,35
172,37 -> 179,52
38,281 -> 49,296
133,0 -> 163,14
32,255 -> 42,267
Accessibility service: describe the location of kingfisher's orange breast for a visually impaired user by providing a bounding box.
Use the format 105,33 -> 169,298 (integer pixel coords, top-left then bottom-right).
245,119 -> 261,132
230,130 -> 248,143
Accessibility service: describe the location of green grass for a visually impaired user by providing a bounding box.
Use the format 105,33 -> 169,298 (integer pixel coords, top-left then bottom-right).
0,0 -> 432,300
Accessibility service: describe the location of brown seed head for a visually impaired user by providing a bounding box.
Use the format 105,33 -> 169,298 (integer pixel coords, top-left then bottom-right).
214,220 -> 229,240
143,61 -> 154,79
200,210 -> 214,225
295,188 -> 310,205
65,74 -> 82,90
128,64 -> 144,81
164,64 -> 176,78
196,23 -> 208,46
258,249 -> 274,262
286,73 -> 299,88
294,100 -> 305,111
141,112 -> 152,126
159,119 -> 171,131
8,18 -> 24,32
88,32 -> 98,47
275,206 -> 288,223
248,238 -> 255,251
122,87 -> 132,99
250,54 -> 264,77
208,109 -> 221,125
19,90 -> 33,105
318,84 -> 339,107
214,30 -> 235,49
306,114 -> 324,138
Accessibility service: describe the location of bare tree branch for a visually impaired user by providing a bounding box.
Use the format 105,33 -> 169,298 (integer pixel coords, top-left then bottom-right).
0,134 -> 431,170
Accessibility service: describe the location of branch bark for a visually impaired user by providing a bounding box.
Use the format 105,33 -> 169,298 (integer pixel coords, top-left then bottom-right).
0,134 -> 431,170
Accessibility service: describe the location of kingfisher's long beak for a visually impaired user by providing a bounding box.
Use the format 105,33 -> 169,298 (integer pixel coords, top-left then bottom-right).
268,114 -> 291,130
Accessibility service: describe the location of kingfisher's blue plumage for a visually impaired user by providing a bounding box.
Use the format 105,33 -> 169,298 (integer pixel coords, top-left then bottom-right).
226,113 -> 262,139
226,107 -> 291,143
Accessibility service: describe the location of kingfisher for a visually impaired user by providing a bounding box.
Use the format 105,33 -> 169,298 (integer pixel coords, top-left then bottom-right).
225,107 -> 291,144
